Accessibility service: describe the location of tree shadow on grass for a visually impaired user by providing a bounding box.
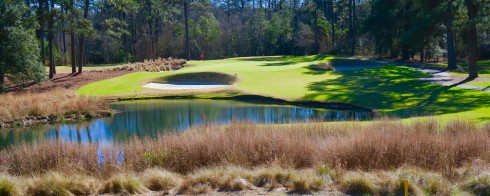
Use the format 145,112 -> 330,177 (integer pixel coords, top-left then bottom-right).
328,59 -> 382,67
259,62 -> 296,66
305,65 -> 490,118
238,55 -> 329,63
458,60 -> 490,74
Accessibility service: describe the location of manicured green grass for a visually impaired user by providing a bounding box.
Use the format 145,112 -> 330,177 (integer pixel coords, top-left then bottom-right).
466,81 -> 490,88
425,60 -> 490,78
78,55 -> 490,121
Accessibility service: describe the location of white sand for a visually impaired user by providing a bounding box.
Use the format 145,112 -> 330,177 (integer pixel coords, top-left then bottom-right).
143,82 -> 230,90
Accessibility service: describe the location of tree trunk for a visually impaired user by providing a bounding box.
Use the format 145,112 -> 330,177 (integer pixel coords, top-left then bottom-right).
348,0 -> 353,53
78,0 -> 89,74
420,48 -> 425,62
70,0 -> 76,74
314,6 -> 319,53
464,0 -> 478,79
184,0 -> 191,60
48,0 -> 55,79
155,19 -> 159,57
0,62 -> 4,92
445,10 -> 456,69
329,0 -> 335,46
62,5 -> 67,65
351,0 -> 356,55
38,0 -> 46,66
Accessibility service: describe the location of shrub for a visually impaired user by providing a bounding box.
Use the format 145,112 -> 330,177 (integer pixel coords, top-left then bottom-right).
25,173 -> 92,196
142,169 -> 179,191
0,179 -> 18,196
340,174 -> 380,195
99,175 -> 146,194
311,62 -> 335,71
315,165 -> 337,182
291,173 -> 326,193
463,175 -> 490,196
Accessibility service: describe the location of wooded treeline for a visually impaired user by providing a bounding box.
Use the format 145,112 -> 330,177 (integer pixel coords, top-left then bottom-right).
1,0 -> 489,89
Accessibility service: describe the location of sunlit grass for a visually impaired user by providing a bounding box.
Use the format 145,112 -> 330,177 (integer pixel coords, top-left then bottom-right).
77,55 -> 490,121
466,81 -> 490,88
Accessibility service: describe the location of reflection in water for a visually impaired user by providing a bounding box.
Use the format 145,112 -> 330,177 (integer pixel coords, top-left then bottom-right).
0,100 -> 370,149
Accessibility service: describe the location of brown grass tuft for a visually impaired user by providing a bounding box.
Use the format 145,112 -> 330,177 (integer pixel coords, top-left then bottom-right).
0,89 -> 109,127
340,173 -> 381,195
99,175 -> 147,194
25,172 -> 93,196
142,168 -> 180,191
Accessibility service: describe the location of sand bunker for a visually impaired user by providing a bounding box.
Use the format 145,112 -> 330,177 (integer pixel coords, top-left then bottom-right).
143,82 -> 230,90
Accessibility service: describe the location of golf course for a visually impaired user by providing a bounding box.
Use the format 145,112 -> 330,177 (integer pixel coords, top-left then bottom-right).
79,55 -> 490,122
3,0 -> 490,194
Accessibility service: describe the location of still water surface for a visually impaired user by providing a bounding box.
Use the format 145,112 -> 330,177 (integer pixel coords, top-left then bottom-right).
0,100 -> 370,149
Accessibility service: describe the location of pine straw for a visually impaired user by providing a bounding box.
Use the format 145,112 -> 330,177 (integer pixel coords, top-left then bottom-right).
0,119 -> 489,177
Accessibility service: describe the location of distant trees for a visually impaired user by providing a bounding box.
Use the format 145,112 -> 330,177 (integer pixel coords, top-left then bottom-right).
0,0 -> 45,92
1,0 -> 490,86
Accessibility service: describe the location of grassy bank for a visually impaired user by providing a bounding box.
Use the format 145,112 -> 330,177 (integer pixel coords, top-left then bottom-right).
0,119 -> 489,195
0,89 -> 110,128
77,56 -> 490,122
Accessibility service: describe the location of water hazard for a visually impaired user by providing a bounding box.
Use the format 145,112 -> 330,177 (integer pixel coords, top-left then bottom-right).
0,99 -> 371,149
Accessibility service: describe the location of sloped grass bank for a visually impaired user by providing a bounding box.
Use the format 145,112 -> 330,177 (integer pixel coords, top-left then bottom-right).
159,72 -> 238,85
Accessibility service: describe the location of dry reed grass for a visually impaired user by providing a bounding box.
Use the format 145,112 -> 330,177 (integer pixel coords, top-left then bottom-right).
311,62 -> 335,71
1,119 -> 489,177
106,57 -> 186,72
0,89 -> 109,127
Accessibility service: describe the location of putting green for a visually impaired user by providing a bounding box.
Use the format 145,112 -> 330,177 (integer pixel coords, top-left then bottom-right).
78,55 -> 490,122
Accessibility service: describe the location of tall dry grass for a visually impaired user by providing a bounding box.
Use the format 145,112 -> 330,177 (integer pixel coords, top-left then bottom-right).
106,57 -> 186,72
1,119 -> 489,177
0,89 -> 109,126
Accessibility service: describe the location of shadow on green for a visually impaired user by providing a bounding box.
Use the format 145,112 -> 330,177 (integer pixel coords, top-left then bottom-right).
425,59 -> 490,74
305,65 -> 490,117
238,55 -> 330,63
328,59 -> 382,67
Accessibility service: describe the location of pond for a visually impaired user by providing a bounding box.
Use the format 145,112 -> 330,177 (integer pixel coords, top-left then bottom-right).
0,99 -> 371,149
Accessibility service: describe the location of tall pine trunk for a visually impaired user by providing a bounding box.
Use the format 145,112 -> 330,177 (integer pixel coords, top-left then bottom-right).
78,0 -> 89,74
0,61 -> 4,92
464,0 -> 478,79
48,0 -> 55,79
38,0 -> 46,66
351,0 -> 356,55
329,0 -> 335,47
62,5 -> 67,65
184,0 -> 190,60
445,6 -> 456,70
348,0 -> 353,54
314,6 -> 319,53
70,0 -> 76,74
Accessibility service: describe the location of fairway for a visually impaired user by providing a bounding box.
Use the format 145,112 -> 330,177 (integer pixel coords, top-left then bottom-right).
78,56 -> 490,121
